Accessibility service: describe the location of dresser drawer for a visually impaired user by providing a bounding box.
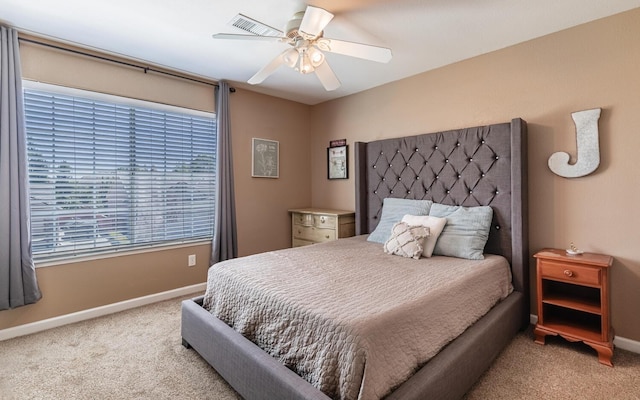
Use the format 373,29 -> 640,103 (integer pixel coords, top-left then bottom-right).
313,214 -> 336,229
292,238 -> 315,247
293,225 -> 336,243
292,212 -> 314,226
289,208 -> 355,247
292,212 -> 336,229
539,260 -> 601,286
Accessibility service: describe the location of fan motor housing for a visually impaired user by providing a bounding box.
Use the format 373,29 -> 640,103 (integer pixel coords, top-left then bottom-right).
285,11 -> 305,39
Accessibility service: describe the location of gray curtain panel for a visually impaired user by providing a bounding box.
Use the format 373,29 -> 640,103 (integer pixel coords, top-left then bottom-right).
210,81 -> 238,264
0,26 -> 42,310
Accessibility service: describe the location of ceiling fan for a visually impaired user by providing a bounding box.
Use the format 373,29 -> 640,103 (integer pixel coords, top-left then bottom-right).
212,5 -> 393,91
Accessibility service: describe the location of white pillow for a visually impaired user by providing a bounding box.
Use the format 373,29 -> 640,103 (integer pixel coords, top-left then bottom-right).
401,214 -> 447,257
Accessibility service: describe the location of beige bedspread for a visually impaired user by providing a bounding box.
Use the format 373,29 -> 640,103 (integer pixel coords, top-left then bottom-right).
203,235 -> 512,400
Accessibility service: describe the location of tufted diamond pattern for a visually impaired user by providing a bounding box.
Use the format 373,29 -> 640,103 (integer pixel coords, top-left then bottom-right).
358,123 -> 514,261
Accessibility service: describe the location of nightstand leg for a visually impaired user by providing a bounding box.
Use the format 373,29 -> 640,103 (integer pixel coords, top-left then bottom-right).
585,342 -> 614,367
533,325 -> 553,345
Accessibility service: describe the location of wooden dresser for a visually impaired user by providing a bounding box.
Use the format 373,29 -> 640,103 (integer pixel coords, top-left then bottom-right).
289,208 -> 355,247
533,248 -> 614,366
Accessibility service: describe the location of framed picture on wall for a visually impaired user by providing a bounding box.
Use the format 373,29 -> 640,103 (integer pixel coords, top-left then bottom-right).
252,138 -> 279,178
327,145 -> 348,179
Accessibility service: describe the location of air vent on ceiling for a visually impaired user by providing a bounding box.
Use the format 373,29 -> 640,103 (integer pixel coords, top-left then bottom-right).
230,14 -> 282,37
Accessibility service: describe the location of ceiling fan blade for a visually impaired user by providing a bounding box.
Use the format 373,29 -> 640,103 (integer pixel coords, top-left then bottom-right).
299,6 -> 334,38
248,50 -> 288,85
317,38 -> 392,63
314,61 -> 341,91
212,33 -> 284,42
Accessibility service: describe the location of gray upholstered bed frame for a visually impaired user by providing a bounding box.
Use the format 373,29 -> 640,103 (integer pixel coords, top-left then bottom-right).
181,118 -> 529,400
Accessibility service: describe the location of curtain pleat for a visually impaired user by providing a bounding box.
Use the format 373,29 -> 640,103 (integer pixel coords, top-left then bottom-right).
0,26 -> 42,310
210,81 -> 237,264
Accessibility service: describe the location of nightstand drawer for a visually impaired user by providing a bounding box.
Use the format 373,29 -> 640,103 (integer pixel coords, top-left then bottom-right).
293,226 -> 336,242
539,260 -> 601,286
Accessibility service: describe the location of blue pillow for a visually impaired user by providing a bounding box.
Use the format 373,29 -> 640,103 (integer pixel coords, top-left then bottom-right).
429,203 -> 493,260
367,198 -> 433,243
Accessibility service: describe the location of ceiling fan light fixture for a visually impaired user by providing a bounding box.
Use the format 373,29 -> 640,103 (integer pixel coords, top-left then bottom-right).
308,46 -> 325,67
298,51 -> 314,74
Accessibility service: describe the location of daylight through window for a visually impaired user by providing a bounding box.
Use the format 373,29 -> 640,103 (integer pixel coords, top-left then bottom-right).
24,83 -> 217,262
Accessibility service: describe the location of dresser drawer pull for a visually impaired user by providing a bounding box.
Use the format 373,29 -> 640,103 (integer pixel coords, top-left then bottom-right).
563,269 -> 574,277
320,216 -> 326,223
325,235 -> 330,239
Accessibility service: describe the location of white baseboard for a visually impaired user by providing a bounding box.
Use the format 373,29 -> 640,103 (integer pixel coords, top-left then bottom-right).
529,314 -> 640,355
614,336 -> 640,354
0,283 -> 206,342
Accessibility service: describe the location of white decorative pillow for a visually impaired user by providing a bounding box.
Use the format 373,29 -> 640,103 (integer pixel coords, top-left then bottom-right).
383,222 -> 430,260
401,214 -> 447,257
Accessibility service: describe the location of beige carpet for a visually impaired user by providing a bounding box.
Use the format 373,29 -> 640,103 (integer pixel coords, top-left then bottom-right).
1,296 -> 639,400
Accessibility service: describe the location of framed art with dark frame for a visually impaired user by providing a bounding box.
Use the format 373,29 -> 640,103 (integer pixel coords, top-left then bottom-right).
327,145 -> 348,179
252,138 -> 279,178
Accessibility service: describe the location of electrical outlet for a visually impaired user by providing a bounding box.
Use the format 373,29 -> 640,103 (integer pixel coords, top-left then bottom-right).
188,254 -> 196,267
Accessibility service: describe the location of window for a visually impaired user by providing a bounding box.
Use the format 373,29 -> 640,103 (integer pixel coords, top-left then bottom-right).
24,82 -> 217,262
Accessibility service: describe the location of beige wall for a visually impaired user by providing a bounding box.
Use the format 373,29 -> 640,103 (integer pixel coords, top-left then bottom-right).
3,10 -> 639,343
230,89 -> 313,257
19,37 -> 215,112
310,9 -> 640,341
0,39 -> 311,329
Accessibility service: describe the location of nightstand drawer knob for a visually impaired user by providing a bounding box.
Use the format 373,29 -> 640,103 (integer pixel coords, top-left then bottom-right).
563,269 -> 574,277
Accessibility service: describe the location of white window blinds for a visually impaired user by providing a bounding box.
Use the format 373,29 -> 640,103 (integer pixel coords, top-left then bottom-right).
24,83 -> 217,261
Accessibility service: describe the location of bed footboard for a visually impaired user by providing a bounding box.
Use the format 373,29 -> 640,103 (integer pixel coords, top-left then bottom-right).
181,296 -> 331,400
182,292 -> 523,400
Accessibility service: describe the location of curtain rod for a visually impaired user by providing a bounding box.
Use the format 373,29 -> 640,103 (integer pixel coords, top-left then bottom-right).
18,37 -> 235,92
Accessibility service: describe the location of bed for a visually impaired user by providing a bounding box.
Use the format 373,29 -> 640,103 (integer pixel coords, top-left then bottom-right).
181,118 -> 529,400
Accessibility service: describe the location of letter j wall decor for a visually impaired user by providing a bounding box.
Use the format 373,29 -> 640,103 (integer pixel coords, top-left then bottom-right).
548,108 -> 602,178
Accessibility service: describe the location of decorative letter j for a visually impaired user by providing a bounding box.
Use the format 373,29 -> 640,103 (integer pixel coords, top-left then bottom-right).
548,108 -> 602,178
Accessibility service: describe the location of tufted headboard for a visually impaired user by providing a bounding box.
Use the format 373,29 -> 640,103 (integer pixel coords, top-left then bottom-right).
354,119 -> 528,301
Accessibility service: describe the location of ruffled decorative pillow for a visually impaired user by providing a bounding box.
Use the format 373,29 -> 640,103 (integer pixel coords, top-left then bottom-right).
383,222 -> 430,259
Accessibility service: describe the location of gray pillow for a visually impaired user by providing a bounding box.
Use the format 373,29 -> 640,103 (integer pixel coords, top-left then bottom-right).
367,198 -> 433,243
429,203 -> 493,260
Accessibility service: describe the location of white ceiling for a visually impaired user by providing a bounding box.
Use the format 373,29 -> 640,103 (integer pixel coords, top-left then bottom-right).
1,0 -> 639,105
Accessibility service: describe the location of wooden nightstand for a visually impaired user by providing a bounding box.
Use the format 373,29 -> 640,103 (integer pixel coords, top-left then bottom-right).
289,208 -> 355,247
533,248 -> 614,366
